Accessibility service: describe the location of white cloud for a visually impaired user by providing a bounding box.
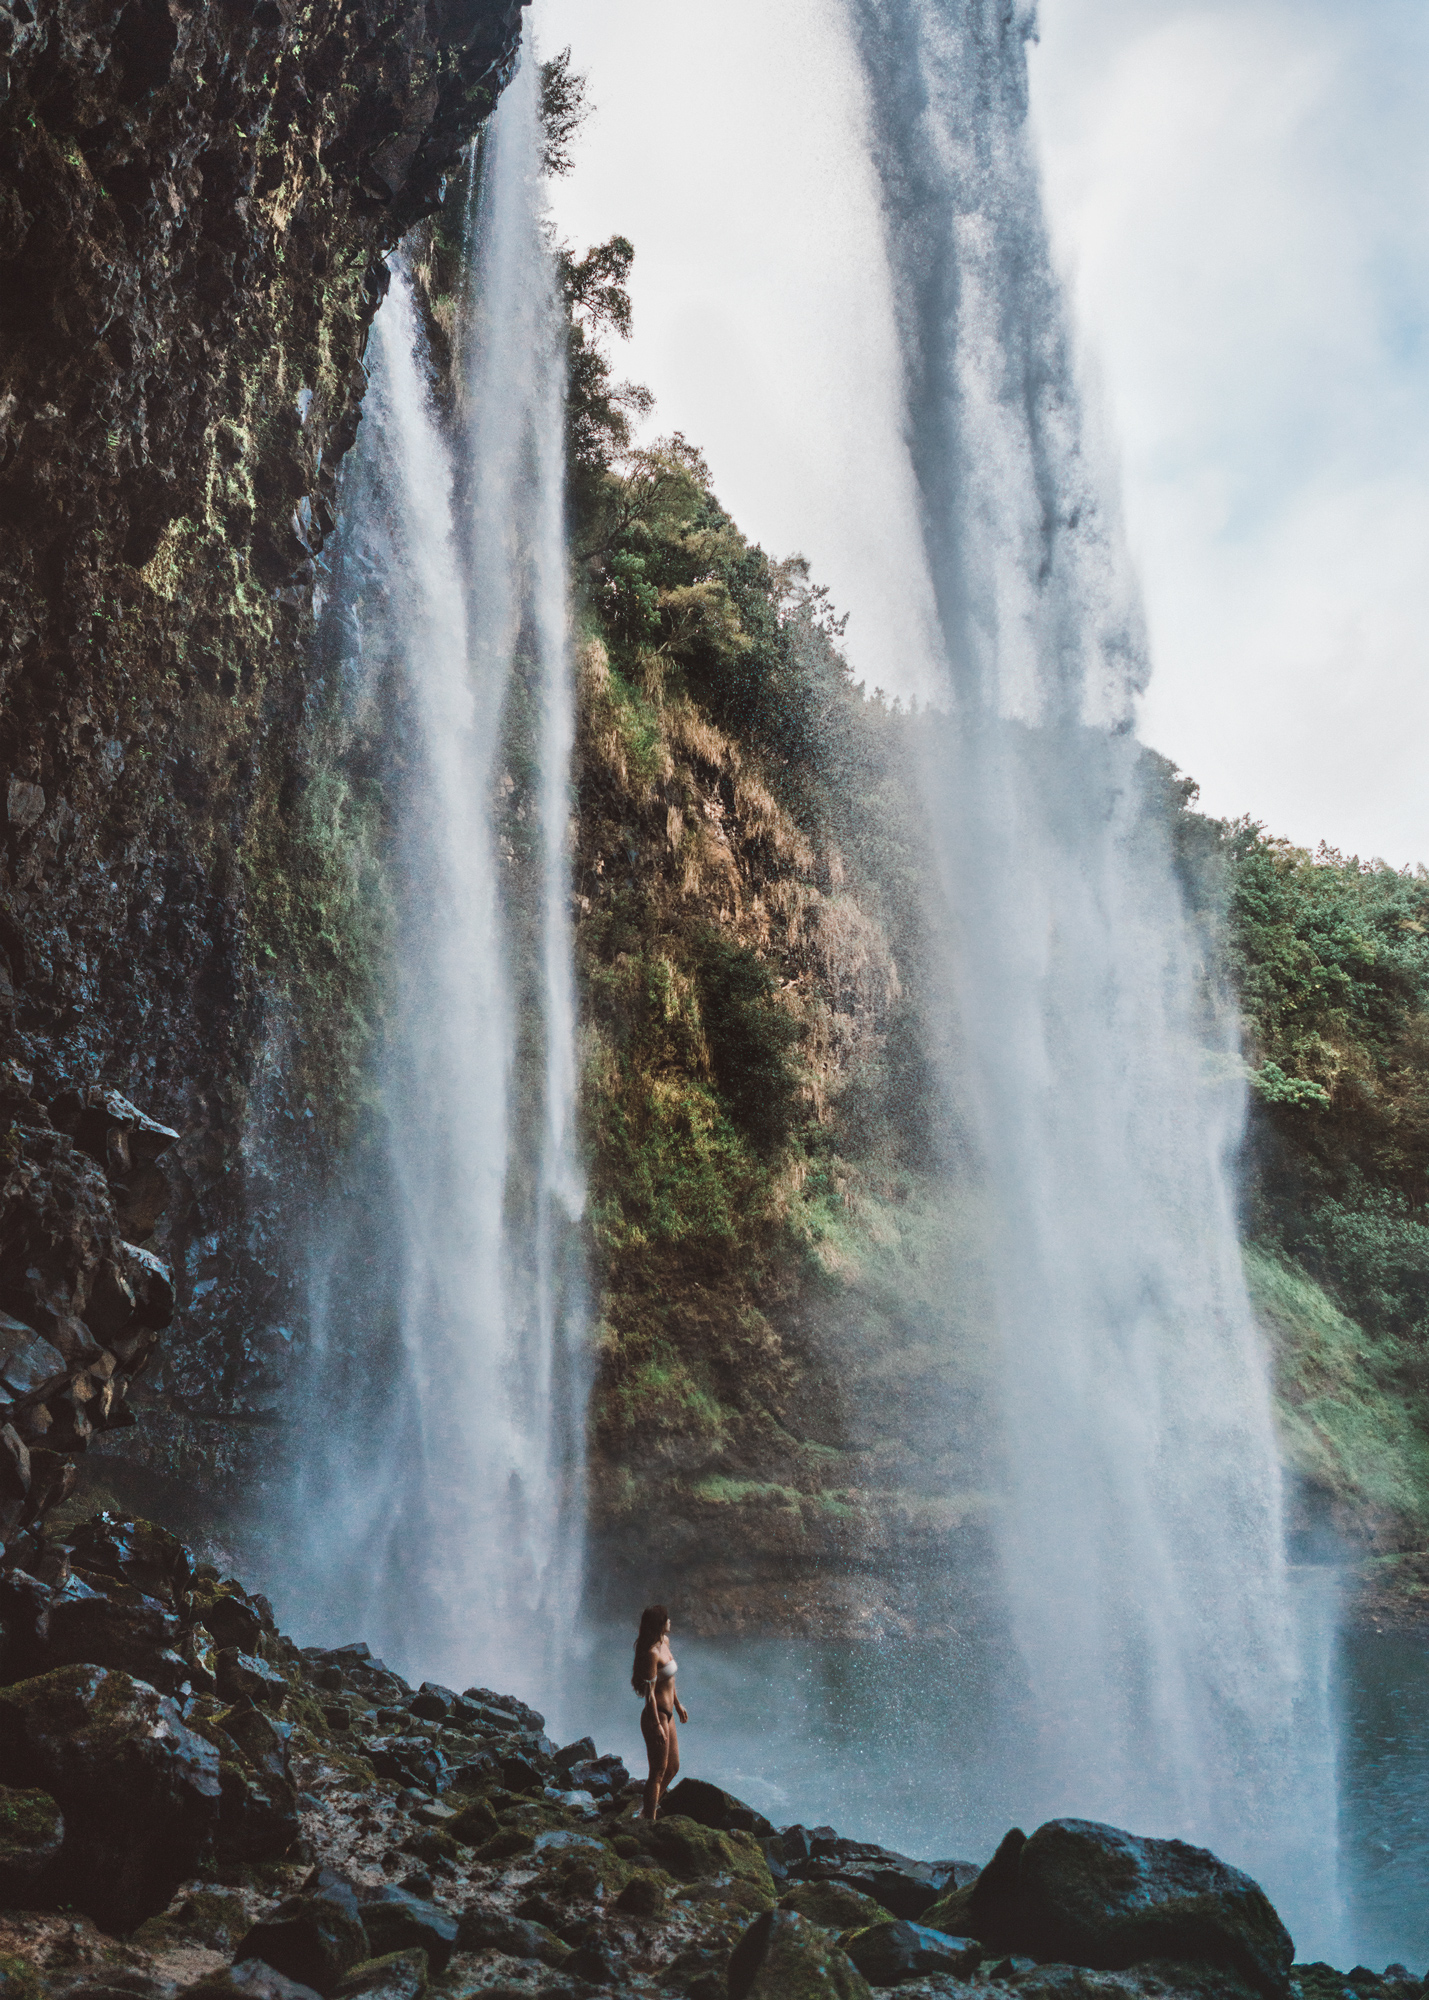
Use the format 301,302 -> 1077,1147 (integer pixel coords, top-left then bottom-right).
532,0 -> 1429,858
1029,0 -> 1429,862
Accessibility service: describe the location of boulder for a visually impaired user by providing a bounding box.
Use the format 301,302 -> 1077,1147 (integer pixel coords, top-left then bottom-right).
215,1649 -> 289,1708
614,1869 -> 669,1918
664,1777 -> 775,1838
797,1831 -> 951,1919
566,1929 -> 628,1984
406,1683 -> 459,1723
367,1737 -> 449,1794
331,1952 -> 429,2000
840,1918 -> 982,1984
553,1735 -> 597,1771
1016,1820 -> 1295,2000
459,1686 -> 544,1732
215,1720 -> 301,1861
728,1909 -> 873,2000
454,1909 -> 572,1966
358,1889 -> 458,1974
779,1880 -> 888,1932
183,1963 -> 322,2000
0,1780 -> 64,1899
188,1581 -> 268,1655
0,1313 -> 67,1400
564,1753 -> 627,1799
236,1876 -> 367,1995
0,1663 -> 221,1930
63,1513 -> 189,1595
445,1796 -> 499,1844
41,1570 -> 185,1688
494,1748 -> 550,1792
0,1422 -> 30,1543
639,1816 -> 776,1904
924,1825 -> 1027,1947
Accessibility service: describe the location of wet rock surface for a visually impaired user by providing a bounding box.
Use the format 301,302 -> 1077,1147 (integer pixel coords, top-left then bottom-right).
0,1513 -> 1419,2000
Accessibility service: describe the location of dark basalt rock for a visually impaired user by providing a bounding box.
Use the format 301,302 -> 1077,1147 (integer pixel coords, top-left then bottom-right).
1017,1820 -> 1296,2000
925,1820 -> 1295,2000
215,1648 -> 289,1708
330,1953 -> 429,2000
454,1909 -> 571,1966
406,1682 -> 459,1723
779,1880 -> 888,1931
40,1570 -> 185,1687
839,1917 -> 982,1984
235,1881 -> 368,1996
664,1777 -> 774,1839
461,1685 -> 544,1733
367,1737 -> 449,1794
561,1751 -> 628,1800
787,1827 -> 956,1920
185,1965 -> 323,2000
727,1908 -> 873,2000
0,1661 -> 221,1929
924,1824 -> 1029,1946
357,1889 -> 458,1974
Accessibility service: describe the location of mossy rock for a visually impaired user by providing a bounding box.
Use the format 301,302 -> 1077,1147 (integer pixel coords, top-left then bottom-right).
677,1875 -> 779,1923
445,1798 -> 499,1845
0,1783 -> 64,1898
637,1814 -> 775,1901
334,1948 -> 430,2000
615,1868 -> 670,1919
728,1909 -> 872,2000
400,1828 -> 459,1865
0,1953 -> 47,2000
780,1879 -> 887,1932
472,1827 -> 536,1863
526,1829 -> 632,1902
132,1887 -> 251,1952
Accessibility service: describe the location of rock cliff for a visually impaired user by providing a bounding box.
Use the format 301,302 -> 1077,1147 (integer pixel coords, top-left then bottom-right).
0,0 -> 527,1550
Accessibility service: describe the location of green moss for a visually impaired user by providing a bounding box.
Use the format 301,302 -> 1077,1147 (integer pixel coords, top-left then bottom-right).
0,1955 -> 46,2000
0,1784 -> 62,1856
1249,1242 -> 1429,1529
689,1476 -> 800,1509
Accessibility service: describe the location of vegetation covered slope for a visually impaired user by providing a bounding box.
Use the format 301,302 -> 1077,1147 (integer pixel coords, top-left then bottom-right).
560,127 -> 1429,1622
1213,825 -> 1429,1612
565,435 -> 994,1633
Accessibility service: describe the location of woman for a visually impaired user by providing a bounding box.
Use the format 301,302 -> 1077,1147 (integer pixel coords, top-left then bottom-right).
632,1603 -> 688,1820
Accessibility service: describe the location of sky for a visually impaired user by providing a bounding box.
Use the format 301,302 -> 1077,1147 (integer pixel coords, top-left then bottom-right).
537,0 -> 1429,866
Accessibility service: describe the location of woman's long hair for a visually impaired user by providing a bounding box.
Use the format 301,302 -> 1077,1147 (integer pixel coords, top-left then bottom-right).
631,1604 -> 670,1692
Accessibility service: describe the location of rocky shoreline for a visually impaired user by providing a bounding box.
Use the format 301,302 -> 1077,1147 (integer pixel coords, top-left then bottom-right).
0,1512 -> 1417,2000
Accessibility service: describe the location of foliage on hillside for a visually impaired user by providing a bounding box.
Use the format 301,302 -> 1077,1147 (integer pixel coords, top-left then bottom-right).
1171,805 -> 1429,1578
552,145 -> 987,1623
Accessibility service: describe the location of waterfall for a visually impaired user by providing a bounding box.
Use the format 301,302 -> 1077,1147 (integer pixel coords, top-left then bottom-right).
846,0 -> 1340,1944
272,55 -> 588,1720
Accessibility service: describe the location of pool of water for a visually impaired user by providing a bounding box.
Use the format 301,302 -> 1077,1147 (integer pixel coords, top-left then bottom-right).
1338,1627 -> 1429,1970
553,1618 -> 1429,1974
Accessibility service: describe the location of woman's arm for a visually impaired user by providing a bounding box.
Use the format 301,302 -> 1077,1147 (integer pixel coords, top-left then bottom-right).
675,1690 -> 689,1724
639,1649 -> 666,1729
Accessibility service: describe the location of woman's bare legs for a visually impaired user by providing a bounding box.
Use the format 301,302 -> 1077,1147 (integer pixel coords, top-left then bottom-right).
641,1705 -> 667,1819
658,1715 -> 680,1811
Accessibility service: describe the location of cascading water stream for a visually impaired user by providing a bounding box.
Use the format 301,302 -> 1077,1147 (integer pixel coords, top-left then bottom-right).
845,0 -> 1341,1946
271,55 -> 588,1721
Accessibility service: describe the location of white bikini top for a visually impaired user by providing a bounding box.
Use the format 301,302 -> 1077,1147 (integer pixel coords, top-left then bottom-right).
656,1656 -> 678,1680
